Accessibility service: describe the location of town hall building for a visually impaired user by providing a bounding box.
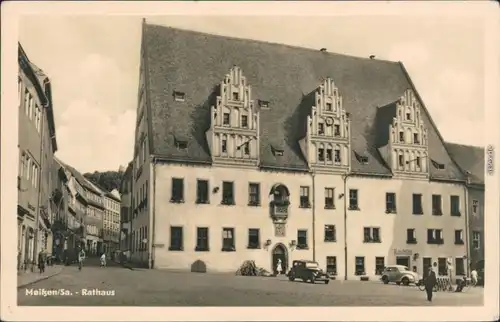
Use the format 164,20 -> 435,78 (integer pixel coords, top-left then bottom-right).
127,20 -> 482,280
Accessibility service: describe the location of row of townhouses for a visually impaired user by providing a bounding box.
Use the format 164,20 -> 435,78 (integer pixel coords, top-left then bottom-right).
117,21 -> 485,280
17,43 -> 121,272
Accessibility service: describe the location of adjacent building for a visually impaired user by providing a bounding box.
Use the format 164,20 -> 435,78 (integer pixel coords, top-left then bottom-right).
126,21 -> 480,280
119,162 -> 133,259
445,143 -> 485,273
17,43 -> 58,271
102,189 -> 121,255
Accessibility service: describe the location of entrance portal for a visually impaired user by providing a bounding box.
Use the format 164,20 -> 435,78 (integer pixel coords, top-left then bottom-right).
396,256 -> 410,268
271,243 -> 288,275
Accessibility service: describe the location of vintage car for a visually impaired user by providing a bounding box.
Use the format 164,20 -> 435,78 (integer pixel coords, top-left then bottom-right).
380,265 -> 420,286
287,260 -> 330,284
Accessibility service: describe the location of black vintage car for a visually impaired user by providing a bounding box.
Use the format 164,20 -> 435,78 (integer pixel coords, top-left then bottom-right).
287,260 -> 330,284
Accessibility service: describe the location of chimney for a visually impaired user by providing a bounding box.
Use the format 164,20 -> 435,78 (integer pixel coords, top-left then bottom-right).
369,55 -> 376,60
320,48 -> 327,52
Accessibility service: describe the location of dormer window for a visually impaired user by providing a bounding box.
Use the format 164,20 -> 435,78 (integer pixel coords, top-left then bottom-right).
431,159 -> 445,170
413,133 -> 420,144
271,145 -> 284,157
173,91 -> 185,102
334,124 -> 340,136
354,151 -> 369,164
318,123 -> 325,135
241,115 -> 248,128
326,102 -> 332,111
174,135 -> 188,150
399,131 -> 405,143
223,113 -> 230,126
232,92 -> 239,101
259,100 -> 270,109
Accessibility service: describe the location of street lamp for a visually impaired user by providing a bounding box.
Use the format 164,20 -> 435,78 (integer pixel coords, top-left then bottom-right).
339,172 -> 353,281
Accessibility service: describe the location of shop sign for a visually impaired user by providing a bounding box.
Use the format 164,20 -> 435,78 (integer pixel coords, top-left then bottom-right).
393,248 -> 413,256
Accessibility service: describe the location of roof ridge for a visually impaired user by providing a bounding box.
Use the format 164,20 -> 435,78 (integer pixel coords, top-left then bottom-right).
144,21 -> 401,65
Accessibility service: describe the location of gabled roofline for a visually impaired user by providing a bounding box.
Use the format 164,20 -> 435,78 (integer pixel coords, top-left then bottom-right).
398,62 -> 466,183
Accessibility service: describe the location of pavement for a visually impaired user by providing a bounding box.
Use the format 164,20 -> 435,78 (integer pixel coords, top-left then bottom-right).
17,263 -> 483,306
17,265 -> 64,288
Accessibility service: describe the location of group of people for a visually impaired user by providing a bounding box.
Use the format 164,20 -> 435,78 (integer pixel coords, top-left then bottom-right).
423,262 -> 479,302
36,247 -> 108,273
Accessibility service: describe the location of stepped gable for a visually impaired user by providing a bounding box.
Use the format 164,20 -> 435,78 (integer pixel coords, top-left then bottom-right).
142,22 -> 465,181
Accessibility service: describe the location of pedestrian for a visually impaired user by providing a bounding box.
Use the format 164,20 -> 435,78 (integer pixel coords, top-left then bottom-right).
425,266 -> 437,302
471,268 -> 478,286
100,253 -> 107,268
78,247 -> 86,271
276,258 -> 283,276
37,249 -> 46,274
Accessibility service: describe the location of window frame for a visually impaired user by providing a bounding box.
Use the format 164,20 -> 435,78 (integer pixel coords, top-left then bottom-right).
412,193 -> 423,215
450,195 -> 461,216
299,186 -> 311,208
385,192 -> 397,213
248,183 -> 260,206
222,227 -> 235,251
326,256 -> 337,275
297,229 -> 308,249
348,189 -> 359,210
247,228 -> 260,249
355,256 -> 366,276
170,178 -> 184,203
196,179 -> 209,204
432,194 -> 443,216
221,181 -> 235,205
324,225 -> 336,242
169,226 -> 183,251
375,257 -> 385,275
195,227 -> 209,251
324,187 -> 335,209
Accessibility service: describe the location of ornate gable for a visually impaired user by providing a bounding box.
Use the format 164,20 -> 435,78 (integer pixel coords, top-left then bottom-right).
388,89 -> 429,179
206,66 -> 260,168
299,78 -> 351,173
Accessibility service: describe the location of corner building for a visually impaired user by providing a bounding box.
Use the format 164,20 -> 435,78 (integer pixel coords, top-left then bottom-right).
130,21 -> 471,280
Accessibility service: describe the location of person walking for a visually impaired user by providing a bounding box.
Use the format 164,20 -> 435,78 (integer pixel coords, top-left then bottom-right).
37,249 -> 46,274
276,258 -> 283,276
425,266 -> 437,302
77,248 -> 86,271
100,253 -> 107,268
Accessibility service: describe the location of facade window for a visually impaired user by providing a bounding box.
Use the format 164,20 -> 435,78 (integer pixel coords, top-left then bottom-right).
223,113 -> 230,126
324,188 -> 335,209
413,133 -> 419,144
363,227 -> 380,243
326,102 -> 332,111
450,195 -> 460,216
472,231 -> 480,249
243,142 -> 250,155
375,257 -> 385,275
169,226 -> 183,251
398,154 -> 404,168
318,148 -> 325,162
196,227 -> 209,251
297,229 -> 308,249
438,257 -> 447,276
232,92 -> 239,101
24,90 -> 30,116
299,186 -> 310,208
170,178 -> 184,203
406,229 -> 417,244
326,148 -> 333,162
241,115 -> 248,128
248,228 -> 260,249
196,179 -> 209,204
416,156 -> 421,168
318,123 -> 325,135
18,77 -> 22,106
32,164 -> 38,187
222,227 -> 235,251
355,256 -> 365,275
472,199 -> 479,215
326,256 -> 337,275
427,229 -> 443,244
348,189 -> 359,210
221,181 -> 235,205
248,183 -> 260,206
399,131 -> 404,143
412,194 -> 423,214
334,124 -> 340,136
455,257 -> 465,275
221,138 -> 227,153
454,230 -> 464,244
385,193 -> 396,213
20,152 -> 26,177
334,149 -> 341,163
406,112 -> 411,120
324,225 -> 336,242
432,194 -> 442,216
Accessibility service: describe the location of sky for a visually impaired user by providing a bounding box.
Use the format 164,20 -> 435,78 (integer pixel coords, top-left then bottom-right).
19,14 -> 485,173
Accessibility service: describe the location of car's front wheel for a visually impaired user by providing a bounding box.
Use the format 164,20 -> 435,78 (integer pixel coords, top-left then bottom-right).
324,280 -> 329,284
382,276 -> 389,284
401,277 -> 410,286
288,274 -> 295,281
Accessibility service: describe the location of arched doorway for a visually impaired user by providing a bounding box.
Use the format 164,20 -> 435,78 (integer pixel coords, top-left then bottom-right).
271,243 -> 288,275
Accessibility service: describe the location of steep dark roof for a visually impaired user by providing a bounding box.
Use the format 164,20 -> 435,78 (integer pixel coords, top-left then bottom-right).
445,142 -> 484,185
56,158 -> 102,195
143,23 -> 465,181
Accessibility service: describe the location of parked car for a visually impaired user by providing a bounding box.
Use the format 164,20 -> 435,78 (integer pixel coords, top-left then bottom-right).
380,265 -> 420,286
287,260 -> 330,284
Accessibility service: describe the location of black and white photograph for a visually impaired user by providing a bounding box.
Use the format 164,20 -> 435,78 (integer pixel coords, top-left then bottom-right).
1,1 -> 499,321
